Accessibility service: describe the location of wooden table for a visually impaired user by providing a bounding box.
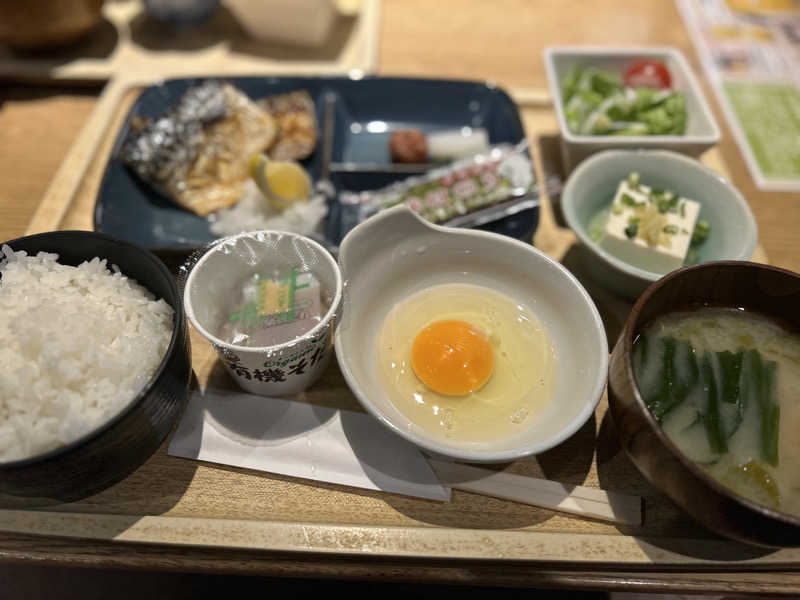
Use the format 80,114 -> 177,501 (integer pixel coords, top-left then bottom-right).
1,1 -> 799,594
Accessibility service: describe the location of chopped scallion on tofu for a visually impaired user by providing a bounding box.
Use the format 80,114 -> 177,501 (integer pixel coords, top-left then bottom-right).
596,173 -> 709,274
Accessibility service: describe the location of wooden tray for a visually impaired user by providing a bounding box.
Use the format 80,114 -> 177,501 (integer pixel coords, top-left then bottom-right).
9,83 -> 793,579
0,0 -> 380,83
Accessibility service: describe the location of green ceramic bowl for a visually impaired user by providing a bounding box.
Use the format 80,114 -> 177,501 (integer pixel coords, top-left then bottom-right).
562,149 -> 758,299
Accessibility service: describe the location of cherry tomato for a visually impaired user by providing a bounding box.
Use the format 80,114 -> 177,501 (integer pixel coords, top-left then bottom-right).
623,60 -> 672,89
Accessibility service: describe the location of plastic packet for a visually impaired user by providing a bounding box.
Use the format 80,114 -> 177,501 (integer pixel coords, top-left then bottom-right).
219,267 -> 323,348
331,141 -> 538,244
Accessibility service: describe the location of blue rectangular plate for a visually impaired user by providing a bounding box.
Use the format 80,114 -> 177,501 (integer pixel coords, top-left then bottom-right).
95,76 -> 537,251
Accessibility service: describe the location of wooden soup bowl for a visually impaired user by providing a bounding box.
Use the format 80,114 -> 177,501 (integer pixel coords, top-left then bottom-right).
608,260 -> 800,547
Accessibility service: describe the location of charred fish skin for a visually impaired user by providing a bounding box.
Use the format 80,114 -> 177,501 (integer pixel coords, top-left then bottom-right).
121,81 -> 228,191
120,81 -> 277,217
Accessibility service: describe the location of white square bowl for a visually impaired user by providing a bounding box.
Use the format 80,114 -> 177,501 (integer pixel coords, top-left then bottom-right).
544,46 -> 721,171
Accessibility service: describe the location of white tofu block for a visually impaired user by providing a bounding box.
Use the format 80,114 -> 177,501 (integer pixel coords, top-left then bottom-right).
601,180 -> 700,274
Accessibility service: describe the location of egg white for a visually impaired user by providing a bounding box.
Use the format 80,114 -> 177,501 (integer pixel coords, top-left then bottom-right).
376,283 -> 557,444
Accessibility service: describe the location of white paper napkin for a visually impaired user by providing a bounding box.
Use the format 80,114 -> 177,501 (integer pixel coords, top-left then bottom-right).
168,388 -> 450,502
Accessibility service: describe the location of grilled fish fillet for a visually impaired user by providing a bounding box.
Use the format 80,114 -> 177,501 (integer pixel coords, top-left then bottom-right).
121,81 -> 276,216
258,90 -> 317,162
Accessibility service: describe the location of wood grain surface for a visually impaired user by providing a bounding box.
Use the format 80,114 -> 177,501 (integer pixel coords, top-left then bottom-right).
1,0 -> 799,592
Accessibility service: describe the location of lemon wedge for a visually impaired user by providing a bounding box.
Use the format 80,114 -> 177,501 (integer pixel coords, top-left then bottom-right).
249,154 -> 312,211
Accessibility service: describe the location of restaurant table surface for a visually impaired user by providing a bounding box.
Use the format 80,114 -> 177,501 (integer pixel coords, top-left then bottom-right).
0,0 -> 798,593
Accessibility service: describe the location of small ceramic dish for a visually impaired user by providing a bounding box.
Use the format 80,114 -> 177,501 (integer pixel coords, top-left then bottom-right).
544,46 -> 720,170
608,261 -> 800,547
0,231 -> 191,504
334,205 -> 608,463
183,230 -> 342,396
561,149 -> 757,299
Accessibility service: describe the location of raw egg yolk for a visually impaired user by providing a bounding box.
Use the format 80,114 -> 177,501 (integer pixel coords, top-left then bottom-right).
410,320 -> 494,396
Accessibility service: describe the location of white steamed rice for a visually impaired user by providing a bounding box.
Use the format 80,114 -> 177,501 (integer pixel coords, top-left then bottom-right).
0,245 -> 174,462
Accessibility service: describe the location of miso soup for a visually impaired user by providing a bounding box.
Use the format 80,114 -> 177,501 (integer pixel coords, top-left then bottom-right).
633,308 -> 800,517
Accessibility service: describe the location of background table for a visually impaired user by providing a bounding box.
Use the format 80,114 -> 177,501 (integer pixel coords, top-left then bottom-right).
1,1 -> 799,594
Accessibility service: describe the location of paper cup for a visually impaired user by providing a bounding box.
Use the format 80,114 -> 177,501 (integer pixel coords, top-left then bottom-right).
183,231 -> 342,396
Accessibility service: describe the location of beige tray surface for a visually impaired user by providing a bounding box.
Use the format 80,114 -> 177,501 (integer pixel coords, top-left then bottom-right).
0,0 -> 379,82
9,85 -> 786,567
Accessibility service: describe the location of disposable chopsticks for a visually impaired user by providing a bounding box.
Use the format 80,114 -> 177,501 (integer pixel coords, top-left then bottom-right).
428,459 -> 642,526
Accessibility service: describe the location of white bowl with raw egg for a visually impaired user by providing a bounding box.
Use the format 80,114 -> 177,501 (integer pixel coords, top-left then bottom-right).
335,205 -> 608,463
